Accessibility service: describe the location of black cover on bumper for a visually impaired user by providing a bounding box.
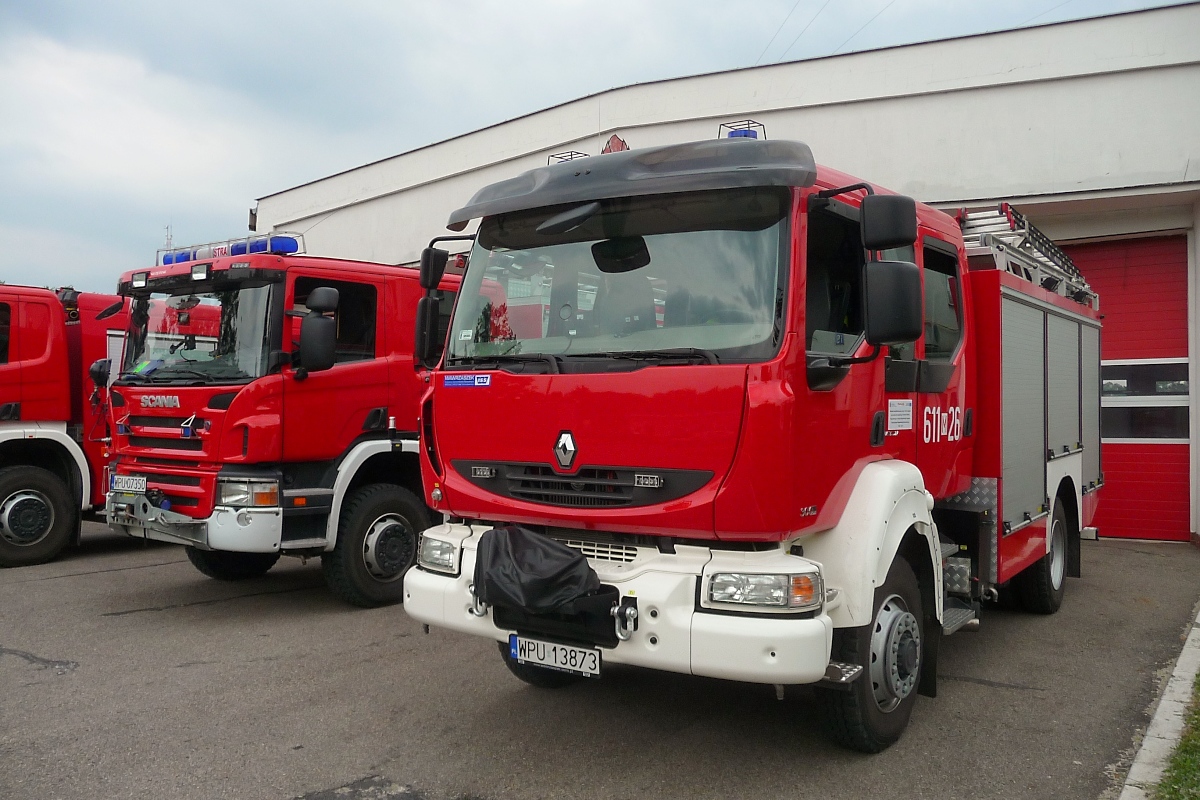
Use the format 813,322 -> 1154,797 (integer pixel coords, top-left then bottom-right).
473,525 -> 601,614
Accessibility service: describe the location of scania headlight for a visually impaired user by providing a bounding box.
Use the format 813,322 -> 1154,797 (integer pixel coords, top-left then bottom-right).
418,534 -> 460,575
708,572 -> 823,611
217,479 -> 279,508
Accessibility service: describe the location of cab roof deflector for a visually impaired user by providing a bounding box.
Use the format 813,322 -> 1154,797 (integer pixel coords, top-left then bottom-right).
446,139 -> 817,231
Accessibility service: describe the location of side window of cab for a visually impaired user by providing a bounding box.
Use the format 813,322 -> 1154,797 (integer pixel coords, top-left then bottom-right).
922,243 -> 963,362
293,277 -> 379,363
0,302 -> 10,364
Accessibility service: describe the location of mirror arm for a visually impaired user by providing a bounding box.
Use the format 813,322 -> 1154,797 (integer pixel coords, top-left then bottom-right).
826,343 -> 882,367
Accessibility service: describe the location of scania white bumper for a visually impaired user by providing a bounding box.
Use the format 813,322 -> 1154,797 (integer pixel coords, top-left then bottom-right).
404,523 -> 836,685
106,492 -> 282,553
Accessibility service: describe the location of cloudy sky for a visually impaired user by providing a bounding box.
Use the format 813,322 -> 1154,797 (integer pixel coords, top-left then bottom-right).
0,0 -> 1187,292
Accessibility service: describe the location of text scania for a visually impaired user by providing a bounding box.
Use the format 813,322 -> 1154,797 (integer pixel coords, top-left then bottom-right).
140,396 -> 181,408
923,405 -> 963,443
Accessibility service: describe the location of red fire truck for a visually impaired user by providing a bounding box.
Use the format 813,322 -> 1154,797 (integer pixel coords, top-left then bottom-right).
0,286 -> 128,566
403,131 -> 1102,751
104,234 -> 460,606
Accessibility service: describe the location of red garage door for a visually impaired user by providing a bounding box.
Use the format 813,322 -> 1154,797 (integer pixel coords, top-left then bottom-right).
1064,236 -> 1191,541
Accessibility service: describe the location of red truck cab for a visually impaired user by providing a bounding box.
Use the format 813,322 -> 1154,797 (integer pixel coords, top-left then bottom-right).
0,286 -> 127,566
403,134 -> 1101,752
105,235 -> 460,606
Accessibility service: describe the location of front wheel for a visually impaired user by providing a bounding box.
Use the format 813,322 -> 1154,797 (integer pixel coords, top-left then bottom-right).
322,483 -> 431,608
497,641 -> 585,689
0,465 -> 77,567
185,547 -> 280,580
1016,497 -> 1068,614
816,558 -> 924,753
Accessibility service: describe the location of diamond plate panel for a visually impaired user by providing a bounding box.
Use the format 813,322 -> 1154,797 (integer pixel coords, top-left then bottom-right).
937,477 -> 998,512
943,557 -> 972,595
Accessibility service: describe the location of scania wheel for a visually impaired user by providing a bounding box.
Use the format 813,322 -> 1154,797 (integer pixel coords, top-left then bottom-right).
0,465 -> 77,567
185,547 -> 280,580
816,557 -> 924,753
323,483 -> 430,608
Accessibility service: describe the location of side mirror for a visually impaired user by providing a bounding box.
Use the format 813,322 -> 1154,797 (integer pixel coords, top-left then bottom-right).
88,358 -> 111,388
95,300 -> 124,321
305,286 -> 339,314
414,296 -> 440,367
299,314 -> 337,373
861,194 -> 917,251
420,248 -> 449,290
864,260 -> 922,345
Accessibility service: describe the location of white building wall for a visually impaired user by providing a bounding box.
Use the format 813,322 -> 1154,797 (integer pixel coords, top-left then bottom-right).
255,3 -> 1200,266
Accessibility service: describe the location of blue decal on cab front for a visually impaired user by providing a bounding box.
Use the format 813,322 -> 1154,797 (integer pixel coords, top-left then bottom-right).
443,374 -> 491,387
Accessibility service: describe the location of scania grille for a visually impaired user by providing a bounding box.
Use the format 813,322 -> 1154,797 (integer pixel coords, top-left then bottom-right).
127,415 -> 207,429
452,460 -> 714,509
128,435 -> 204,451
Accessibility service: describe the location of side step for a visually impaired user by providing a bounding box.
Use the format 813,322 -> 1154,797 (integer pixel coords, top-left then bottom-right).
280,537 -> 328,551
943,598 -> 979,635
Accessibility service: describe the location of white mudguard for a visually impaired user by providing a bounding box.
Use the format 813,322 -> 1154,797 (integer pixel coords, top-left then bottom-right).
800,460 -> 940,628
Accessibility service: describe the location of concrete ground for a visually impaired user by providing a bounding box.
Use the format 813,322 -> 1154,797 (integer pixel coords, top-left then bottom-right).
1,523 -> 1198,800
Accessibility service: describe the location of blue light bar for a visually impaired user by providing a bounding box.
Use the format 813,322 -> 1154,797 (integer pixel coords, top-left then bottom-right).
728,129 -> 758,139
248,238 -> 268,254
267,236 -> 299,254
230,242 -> 248,256
161,253 -> 175,265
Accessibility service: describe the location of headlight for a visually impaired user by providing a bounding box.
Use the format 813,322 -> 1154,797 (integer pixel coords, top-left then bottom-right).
418,535 -> 460,574
708,572 -> 822,611
217,479 -> 279,508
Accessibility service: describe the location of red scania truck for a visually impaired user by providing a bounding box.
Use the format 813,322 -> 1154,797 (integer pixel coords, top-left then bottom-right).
104,234 -> 459,606
0,286 -> 127,566
403,132 -> 1102,752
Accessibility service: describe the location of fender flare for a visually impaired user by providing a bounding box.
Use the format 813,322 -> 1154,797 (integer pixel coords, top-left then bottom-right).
0,421 -> 91,511
323,439 -> 421,549
800,460 -> 941,628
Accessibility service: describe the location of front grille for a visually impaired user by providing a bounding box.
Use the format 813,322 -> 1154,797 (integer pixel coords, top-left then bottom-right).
127,415 -> 205,428
128,435 -> 204,451
163,494 -> 199,508
509,466 -> 632,508
453,460 -> 714,509
554,538 -> 639,563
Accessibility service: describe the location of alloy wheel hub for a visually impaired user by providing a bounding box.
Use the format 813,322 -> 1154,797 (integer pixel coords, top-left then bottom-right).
869,593 -> 921,712
1,491 -> 55,546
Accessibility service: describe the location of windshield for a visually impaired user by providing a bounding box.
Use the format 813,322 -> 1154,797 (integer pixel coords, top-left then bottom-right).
121,283 -> 276,383
446,187 -> 790,366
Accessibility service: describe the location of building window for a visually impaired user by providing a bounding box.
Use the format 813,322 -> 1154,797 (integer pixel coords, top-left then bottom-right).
1100,359 -> 1190,442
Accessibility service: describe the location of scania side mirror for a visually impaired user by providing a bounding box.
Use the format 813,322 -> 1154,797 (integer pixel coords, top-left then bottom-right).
414,295 -> 440,367
88,358 -> 111,389
297,287 -> 339,374
420,247 -> 449,290
861,194 -> 918,251
864,260 -> 923,345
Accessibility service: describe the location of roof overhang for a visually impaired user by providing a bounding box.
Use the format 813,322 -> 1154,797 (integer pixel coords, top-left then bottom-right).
446,138 -> 817,231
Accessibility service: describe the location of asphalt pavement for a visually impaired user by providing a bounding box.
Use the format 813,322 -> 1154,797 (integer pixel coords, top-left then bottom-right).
2,522 -> 1198,800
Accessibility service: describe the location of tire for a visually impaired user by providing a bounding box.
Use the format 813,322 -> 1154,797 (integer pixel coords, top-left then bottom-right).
185,547 -> 280,580
0,465 -> 77,567
496,641 -> 585,689
1015,497 -> 1068,615
322,483 -> 431,608
816,558 -> 924,753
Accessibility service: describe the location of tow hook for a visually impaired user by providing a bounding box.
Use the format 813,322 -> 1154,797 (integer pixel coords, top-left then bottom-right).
611,597 -> 638,641
467,583 -> 489,617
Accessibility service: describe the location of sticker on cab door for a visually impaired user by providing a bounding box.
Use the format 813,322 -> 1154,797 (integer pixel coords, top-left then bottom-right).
443,374 -> 491,387
887,399 -> 913,431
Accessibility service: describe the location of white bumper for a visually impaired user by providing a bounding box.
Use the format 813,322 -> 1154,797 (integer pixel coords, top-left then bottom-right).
106,492 -> 282,553
404,524 -> 835,685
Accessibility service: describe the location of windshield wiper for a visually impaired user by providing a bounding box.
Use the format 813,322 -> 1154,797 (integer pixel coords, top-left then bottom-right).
599,348 -> 719,365
147,368 -> 214,383
445,353 -> 561,374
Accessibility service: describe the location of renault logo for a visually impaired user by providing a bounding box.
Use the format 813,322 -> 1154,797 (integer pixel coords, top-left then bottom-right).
554,431 -> 577,471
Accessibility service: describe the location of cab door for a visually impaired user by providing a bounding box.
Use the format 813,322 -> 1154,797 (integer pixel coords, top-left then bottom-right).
282,271 -> 390,464
913,237 -> 970,498
0,293 -> 19,417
